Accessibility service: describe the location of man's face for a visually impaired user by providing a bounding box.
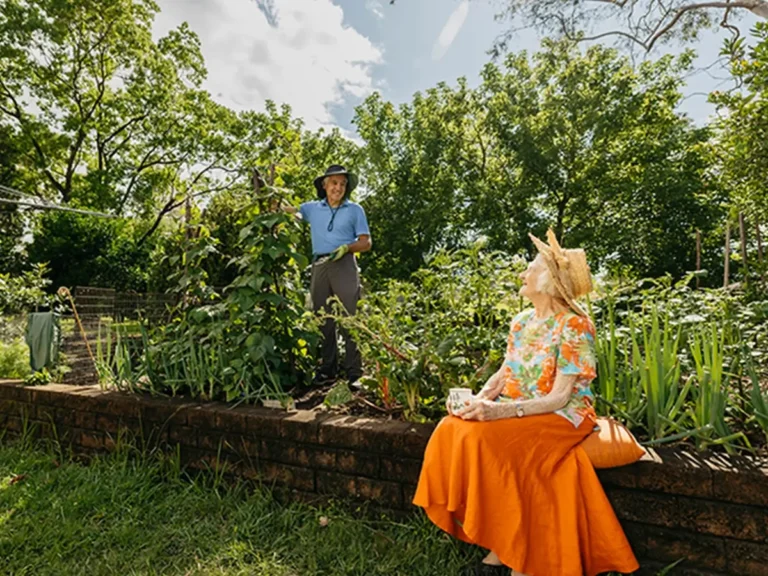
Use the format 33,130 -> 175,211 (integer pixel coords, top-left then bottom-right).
324,175 -> 347,206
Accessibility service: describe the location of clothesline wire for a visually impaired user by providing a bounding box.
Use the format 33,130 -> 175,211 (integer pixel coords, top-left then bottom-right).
0,183 -> 116,218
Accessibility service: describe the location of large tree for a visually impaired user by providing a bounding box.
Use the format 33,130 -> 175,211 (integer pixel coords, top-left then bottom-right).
0,0 -> 242,228
355,39 -> 723,281
711,23 -> 768,223
485,0 -> 768,56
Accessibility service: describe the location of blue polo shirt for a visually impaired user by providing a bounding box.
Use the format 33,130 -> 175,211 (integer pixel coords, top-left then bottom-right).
299,199 -> 370,256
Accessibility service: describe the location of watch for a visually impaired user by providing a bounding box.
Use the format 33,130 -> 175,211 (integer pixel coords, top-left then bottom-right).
514,402 -> 524,418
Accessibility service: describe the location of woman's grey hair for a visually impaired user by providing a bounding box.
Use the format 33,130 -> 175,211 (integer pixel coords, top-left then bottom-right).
533,254 -> 574,299
534,255 -> 558,296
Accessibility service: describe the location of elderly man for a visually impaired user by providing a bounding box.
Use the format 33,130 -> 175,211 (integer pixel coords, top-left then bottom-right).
282,165 -> 372,387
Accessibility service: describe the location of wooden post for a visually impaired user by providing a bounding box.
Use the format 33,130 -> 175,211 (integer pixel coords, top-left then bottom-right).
757,220 -> 765,282
739,212 -> 748,285
724,222 -> 730,289
695,229 -> 702,289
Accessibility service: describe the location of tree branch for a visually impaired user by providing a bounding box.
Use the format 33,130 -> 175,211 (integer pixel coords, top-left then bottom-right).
558,0 -> 763,52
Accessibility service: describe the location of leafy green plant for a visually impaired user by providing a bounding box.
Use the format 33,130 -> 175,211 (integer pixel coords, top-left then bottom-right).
0,264 -> 52,316
335,240 -> 525,420
95,187 -> 319,405
0,337 -> 31,379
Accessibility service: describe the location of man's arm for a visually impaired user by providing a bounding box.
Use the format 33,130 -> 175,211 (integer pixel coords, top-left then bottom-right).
348,234 -> 371,254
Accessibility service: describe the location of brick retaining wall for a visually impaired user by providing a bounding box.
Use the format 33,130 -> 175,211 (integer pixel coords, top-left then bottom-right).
1,380 -> 766,575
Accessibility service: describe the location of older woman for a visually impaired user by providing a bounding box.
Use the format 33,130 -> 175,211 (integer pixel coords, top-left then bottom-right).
412,230 -> 639,576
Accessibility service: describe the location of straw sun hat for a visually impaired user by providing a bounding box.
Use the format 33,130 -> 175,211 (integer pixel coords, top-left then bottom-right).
528,229 -> 593,317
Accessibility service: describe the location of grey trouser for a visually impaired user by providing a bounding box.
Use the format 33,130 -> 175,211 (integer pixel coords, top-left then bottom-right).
310,252 -> 362,380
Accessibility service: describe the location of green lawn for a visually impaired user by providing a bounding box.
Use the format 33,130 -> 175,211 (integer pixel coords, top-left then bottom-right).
0,437 -> 474,576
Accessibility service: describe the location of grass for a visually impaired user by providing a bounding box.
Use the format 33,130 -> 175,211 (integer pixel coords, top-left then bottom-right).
0,437 -> 473,576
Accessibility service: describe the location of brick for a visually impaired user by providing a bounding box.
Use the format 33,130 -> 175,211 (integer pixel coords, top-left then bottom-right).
622,521 -> 727,572
80,430 -> 106,450
247,409 -> 286,438
259,439 -> 312,467
30,384 -> 80,406
399,422 -> 435,459
608,489 -> 768,544
187,403 -> 226,430
55,407 -> 77,427
169,425 -> 198,447
634,448 -> 714,498
139,397 -> 187,426
74,411 -> 96,430
5,416 -> 22,432
215,407 -> 249,435
725,539 -> 768,575
402,484 -> 417,509
336,450 -> 379,477
318,416 -> 365,448
0,382 -> 32,402
310,447 -> 337,470
380,456 -> 423,483
280,410 -> 330,443
197,430 -> 230,452
674,496 -> 768,543
607,489 -> 679,528
257,462 -> 315,492
0,398 -> 20,416
95,413 -> 136,436
34,404 -> 57,423
357,420 -> 411,455
710,456 -> 768,507
316,471 -> 402,509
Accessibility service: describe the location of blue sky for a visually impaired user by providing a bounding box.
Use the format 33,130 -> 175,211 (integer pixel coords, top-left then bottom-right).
154,0 -> 761,135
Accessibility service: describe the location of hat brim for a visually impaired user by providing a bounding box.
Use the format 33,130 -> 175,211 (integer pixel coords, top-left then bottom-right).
529,232 -> 589,317
314,172 -> 358,199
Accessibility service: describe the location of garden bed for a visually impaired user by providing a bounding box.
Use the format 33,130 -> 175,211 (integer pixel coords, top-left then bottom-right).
2,379 -> 768,575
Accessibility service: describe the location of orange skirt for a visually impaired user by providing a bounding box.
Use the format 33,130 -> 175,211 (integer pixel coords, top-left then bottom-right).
412,414 -> 639,576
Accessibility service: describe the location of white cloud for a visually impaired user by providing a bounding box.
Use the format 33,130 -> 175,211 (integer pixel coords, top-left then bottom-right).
365,0 -> 385,20
432,0 -> 470,60
153,0 -> 383,130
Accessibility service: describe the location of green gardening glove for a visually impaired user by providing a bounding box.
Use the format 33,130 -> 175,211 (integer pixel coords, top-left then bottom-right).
329,244 -> 350,262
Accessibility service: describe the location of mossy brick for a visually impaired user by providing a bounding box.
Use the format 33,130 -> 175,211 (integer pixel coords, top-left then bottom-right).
336,450 -> 379,478
316,470 -> 401,509
280,410 -> 331,443
246,408 -> 287,438
214,407 -> 250,435
725,539 -> 768,575
169,425 -> 198,447
399,422 -> 435,459
257,461 -> 315,492
380,456 -> 423,483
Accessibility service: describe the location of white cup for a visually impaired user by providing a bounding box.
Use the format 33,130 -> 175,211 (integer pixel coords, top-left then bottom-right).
448,387 -> 474,413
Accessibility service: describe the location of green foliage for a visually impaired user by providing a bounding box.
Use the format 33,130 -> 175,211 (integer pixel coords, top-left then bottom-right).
97,187 -> 320,403
27,212 -> 159,291
712,23 -> 768,223
355,40 -> 722,284
588,276 -> 768,452
335,240 -> 526,420
0,264 -> 51,316
0,338 -> 30,379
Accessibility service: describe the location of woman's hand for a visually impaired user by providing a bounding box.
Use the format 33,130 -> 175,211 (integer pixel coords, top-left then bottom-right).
476,367 -> 505,402
454,398 -> 504,422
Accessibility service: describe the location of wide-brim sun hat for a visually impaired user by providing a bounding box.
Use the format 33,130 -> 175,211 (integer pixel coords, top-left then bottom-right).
313,164 -> 359,200
528,228 -> 593,317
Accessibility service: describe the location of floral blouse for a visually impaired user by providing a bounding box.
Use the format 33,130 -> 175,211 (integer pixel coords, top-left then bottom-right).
499,309 -> 598,427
